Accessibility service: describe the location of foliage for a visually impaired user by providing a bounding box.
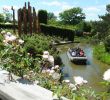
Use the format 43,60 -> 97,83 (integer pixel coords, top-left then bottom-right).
82,22 -> 91,32
0,23 -> 17,29
47,12 -> 57,20
0,45 -> 39,78
0,31 -> 109,100
104,35 -> 110,52
93,44 -> 110,65
106,4 -> 110,13
22,34 -> 51,56
40,24 -> 75,41
0,14 -> 5,22
59,7 -> 85,25
91,4 -> 110,39
53,84 -> 98,100
38,10 -> 47,24
48,19 -> 60,25
91,21 -> 109,39
5,13 -> 12,22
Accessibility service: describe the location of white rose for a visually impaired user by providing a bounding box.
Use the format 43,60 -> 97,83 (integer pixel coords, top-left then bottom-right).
18,39 -> 24,44
103,69 -> 110,82
1,30 -> 6,34
73,76 -> 88,86
52,72 -> 61,80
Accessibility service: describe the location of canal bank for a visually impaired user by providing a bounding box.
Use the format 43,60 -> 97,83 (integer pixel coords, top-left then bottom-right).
58,43 -> 109,92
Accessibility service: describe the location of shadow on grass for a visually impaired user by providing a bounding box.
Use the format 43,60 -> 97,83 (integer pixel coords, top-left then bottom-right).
16,78 -> 33,85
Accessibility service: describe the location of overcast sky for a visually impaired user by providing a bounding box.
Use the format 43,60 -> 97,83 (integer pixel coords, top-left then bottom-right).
0,0 -> 110,21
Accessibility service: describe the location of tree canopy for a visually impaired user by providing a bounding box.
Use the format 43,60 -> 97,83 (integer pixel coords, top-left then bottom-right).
5,13 -> 12,22
0,14 -> 5,22
91,4 -> 110,39
38,10 -> 47,24
59,7 -> 85,25
47,12 -> 57,20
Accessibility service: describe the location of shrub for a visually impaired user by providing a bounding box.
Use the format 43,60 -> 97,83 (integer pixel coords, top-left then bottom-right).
23,34 -> 51,57
38,10 -> 47,24
94,44 -> 110,64
104,35 -> 110,52
0,23 -> 18,29
40,24 -> 75,41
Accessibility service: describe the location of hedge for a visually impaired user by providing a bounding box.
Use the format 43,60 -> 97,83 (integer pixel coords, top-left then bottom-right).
40,24 -> 75,41
38,10 -> 47,24
0,23 -> 18,29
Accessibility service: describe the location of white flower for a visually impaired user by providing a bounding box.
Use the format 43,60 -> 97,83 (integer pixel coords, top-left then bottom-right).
34,80 -> 39,85
48,55 -> 54,62
52,94 -> 58,99
42,70 -> 46,73
63,79 -> 70,83
49,70 -> 55,76
103,69 -> 110,82
27,53 -> 30,55
51,67 -> 55,70
3,39 -> 9,46
1,30 -> 6,34
48,55 -> 54,66
6,32 -> 12,36
69,83 -> 77,91
18,39 -> 24,44
54,65 -> 59,69
73,76 -> 88,86
42,51 -> 50,59
5,35 -> 17,42
46,69 -> 51,73
9,35 -> 17,41
52,72 -> 61,80
83,80 -> 88,84
42,55 -> 49,59
43,51 -> 49,55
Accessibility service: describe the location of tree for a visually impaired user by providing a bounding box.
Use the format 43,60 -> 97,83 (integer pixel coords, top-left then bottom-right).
47,12 -> 57,20
0,14 -> 5,22
5,13 -> 12,22
38,10 -> 47,24
93,4 -> 110,39
106,4 -> 110,13
90,4 -> 110,39
59,7 -> 85,25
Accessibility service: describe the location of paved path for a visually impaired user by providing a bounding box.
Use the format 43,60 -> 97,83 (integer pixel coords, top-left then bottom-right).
0,82 -> 53,100
0,81 -> 68,100
0,68 -> 68,100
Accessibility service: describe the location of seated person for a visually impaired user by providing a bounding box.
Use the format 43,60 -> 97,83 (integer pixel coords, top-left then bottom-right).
79,50 -> 84,56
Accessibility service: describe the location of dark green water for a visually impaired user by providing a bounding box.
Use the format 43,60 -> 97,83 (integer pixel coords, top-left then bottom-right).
58,43 -> 110,92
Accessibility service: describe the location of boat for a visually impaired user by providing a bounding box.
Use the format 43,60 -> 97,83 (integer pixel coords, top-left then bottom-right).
67,47 -> 87,64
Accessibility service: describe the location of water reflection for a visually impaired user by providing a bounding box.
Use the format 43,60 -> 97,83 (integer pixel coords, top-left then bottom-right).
58,43 -> 109,92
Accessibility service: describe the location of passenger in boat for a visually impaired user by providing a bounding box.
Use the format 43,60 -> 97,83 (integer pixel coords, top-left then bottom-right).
71,51 -> 76,56
79,49 -> 84,56
76,47 -> 81,56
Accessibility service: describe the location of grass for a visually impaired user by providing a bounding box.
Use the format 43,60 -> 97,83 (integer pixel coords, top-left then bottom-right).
74,36 -> 91,43
93,44 -> 110,65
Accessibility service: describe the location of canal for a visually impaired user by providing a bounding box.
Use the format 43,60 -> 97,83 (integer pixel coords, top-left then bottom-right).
58,43 -> 109,92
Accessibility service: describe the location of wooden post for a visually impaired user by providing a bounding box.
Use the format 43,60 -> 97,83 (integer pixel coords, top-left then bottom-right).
28,2 -> 32,34
11,6 -> 16,33
18,9 -> 22,36
17,2 -> 40,35
23,2 -> 27,34
33,7 -> 37,33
